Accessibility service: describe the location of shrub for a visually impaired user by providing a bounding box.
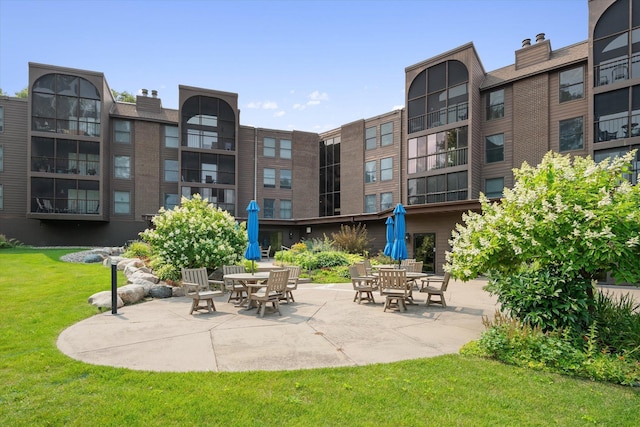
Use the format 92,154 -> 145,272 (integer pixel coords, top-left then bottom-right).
331,223 -> 372,255
592,290 -> 640,360
305,236 -> 335,253
122,241 -> 152,260
0,235 -> 23,249
313,251 -> 352,269
140,194 -> 247,274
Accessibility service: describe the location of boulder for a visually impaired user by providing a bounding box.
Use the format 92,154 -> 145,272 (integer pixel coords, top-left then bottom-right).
149,285 -> 173,299
117,284 -> 145,304
129,271 -> 158,284
128,277 -> 156,296
83,253 -> 104,263
88,291 -> 124,310
172,286 -> 186,297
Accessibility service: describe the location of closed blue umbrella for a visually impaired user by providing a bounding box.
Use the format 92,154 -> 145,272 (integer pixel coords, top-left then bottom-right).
383,216 -> 394,257
244,200 -> 261,274
391,203 -> 408,265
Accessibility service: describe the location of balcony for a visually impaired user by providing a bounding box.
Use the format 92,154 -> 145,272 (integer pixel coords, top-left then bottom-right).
594,54 -> 640,87
595,114 -> 640,143
408,101 -> 468,134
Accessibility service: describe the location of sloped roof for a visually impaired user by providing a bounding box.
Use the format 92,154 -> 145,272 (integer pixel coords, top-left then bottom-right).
111,102 -> 179,123
481,41 -> 588,90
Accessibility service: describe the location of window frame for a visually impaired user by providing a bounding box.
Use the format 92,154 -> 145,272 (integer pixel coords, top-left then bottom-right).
380,192 -> 393,211
114,155 -> 131,179
486,89 -> 505,120
364,160 -> 376,183
559,66 -> 585,103
365,126 -> 377,150
164,159 -> 179,182
263,137 -> 276,157
559,117 -> 584,152
114,120 -> 131,144
485,133 -> 505,163
380,157 -> 393,181
263,168 -> 276,188
364,194 -> 377,213
485,177 -> 504,199
280,139 -> 291,159
380,122 -> 393,146
114,190 -> 130,214
263,198 -> 275,218
280,199 -> 292,219
280,168 -> 292,189
165,125 -> 179,148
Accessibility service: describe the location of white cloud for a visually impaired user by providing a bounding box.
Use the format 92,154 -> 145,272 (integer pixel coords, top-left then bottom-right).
392,104 -> 404,111
309,90 -> 329,102
246,101 -> 278,110
293,103 -> 305,111
307,100 -> 321,106
273,111 -> 285,117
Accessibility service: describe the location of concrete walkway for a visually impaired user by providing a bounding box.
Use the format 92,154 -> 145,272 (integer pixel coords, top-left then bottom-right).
58,276 -> 499,372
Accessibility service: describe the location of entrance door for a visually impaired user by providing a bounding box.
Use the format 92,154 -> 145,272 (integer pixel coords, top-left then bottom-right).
414,233 -> 436,273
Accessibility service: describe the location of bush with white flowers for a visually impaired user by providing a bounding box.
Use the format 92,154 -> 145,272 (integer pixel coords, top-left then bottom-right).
446,150 -> 640,331
140,194 -> 247,281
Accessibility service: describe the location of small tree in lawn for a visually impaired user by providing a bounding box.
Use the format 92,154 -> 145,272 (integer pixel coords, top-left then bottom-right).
140,194 -> 247,281
446,151 -> 640,332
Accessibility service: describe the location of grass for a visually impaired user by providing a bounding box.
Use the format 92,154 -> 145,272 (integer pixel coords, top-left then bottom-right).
1,247 -> 639,426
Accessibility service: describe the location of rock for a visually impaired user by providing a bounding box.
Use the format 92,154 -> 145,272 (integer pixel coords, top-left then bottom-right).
88,291 -> 124,309
117,284 -> 145,304
83,253 -> 104,263
172,286 -> 186,297
130,271 -> 159,284
129,278 -> 155,296
149,285 -> 173,298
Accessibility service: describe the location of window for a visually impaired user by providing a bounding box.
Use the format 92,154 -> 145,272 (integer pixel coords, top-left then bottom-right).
0,184 -> 3,209
319,136 -> 341,217
114,156 -> 131,179
114,191 -> 130,214
559,66 -> 584,102
381,122 -> 393,146
365,126 -> 377,150
408,171 -> 468,205
114,120 -> 131,143
485,178 -> 504,198
182,95 -> 235,151
365,194 -> 376,213
365,160 -> 376,183
380,157 -> 393,181
264,168 -> 275,188
0,145 -> 3,172
164,159 -> 178,182
263,137 -> 276,157
486,89 -> 504,120
164,193 -> 179,210
0,106 -> 3,132
559,117 -> 584,151
485,134 -> 504,163
380,192 -> 393,210
408,126 -> 468,173
165,125 -> 178,148
280,169 -> 292,189
280,199 -> 292,219
263,198 -> 275,218
280,139 -> 291,159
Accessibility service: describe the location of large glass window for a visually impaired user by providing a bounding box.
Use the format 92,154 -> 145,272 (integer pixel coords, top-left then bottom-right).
31,74 -> 101,136
263,198 -> 275,218
365,126 -> 377,150
280,169 -> 292,189
485,134 -> 504,163
114,120 -> 131,143
264,137 -> 276,157
164,159 -> 178,182
365,160 -> 376,183
380,192 -> 393,210
381,122 -> 393,146
408,126 -> 468,173
408,171 -> 468,205
114,191 -> 130,214
559,66 -> 584,102
181,186 -> 235,214
114,156 -> 131,179
594,86 -> 640,142
30,137 -> 99,175
280,139 -> 291,159
264,168 -> 275,188
365,194 -> 376,213
182,95 -> 235,150
485,177 -> 504,198
280,199 -> 292,219
319,136 -> 341,216
559,117 -> 584,151
181,152 -> 235,184
164,193 -> 179,210
165,125 -> 178,148
486,89 -> 504,120
380,157 -> 393,181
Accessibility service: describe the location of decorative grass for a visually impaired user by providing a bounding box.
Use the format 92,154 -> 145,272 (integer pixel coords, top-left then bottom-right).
1,248 -> 638,426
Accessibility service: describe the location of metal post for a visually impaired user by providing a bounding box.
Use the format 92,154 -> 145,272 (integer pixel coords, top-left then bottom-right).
111,259 -> 118,315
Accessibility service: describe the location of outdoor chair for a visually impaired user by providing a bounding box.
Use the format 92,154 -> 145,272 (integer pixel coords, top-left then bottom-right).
406,261 -> 423,290
261,245 -> 271,260
378,269 -> 409,312
222,265 -> 247,303
349,265 -> 376,304
400,259 -> 416,268
181,267 -> 223,315
355,261 -> 378,289
249,269 -> 289,317
420,272 -> 451,307
280,265 -> 301,303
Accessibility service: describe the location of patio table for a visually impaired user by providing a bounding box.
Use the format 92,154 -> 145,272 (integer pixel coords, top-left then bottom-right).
223,272 -> 270,309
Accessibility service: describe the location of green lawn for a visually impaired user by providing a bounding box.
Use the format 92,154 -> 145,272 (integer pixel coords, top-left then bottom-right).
1,248 -> 638,426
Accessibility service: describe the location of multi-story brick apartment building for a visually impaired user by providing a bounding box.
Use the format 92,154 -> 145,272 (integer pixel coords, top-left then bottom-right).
0,0 -> 638,277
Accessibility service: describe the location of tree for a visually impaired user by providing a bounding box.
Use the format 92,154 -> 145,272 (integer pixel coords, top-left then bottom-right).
15,87 -> 28,98
446,151 -> 640,330
0,88 -> 7,96
111,89 -> 136,103
140,194 -> 248,280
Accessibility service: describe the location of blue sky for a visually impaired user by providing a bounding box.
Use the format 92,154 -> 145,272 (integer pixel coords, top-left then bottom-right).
0,0 -> 587,133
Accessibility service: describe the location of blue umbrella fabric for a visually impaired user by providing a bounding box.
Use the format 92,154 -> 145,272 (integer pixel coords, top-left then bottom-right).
244,200 -> 261,273
383,216 -> 394,257
390,203 -> 408,263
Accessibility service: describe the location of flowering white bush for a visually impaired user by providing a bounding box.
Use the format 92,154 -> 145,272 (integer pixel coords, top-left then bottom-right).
446,150 -> 640,284
140,194 -> 247,279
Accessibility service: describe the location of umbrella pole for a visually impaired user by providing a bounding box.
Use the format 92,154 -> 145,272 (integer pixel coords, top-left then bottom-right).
252,260 -> 255,275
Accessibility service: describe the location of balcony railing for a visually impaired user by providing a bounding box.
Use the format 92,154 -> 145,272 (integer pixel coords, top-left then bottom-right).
32,197 -> 100,215
595,114 -> 640,142
594,54 -> 640,87
426,147 -> 468,170
408,101 -> 469,134
31,156 -> 99,176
